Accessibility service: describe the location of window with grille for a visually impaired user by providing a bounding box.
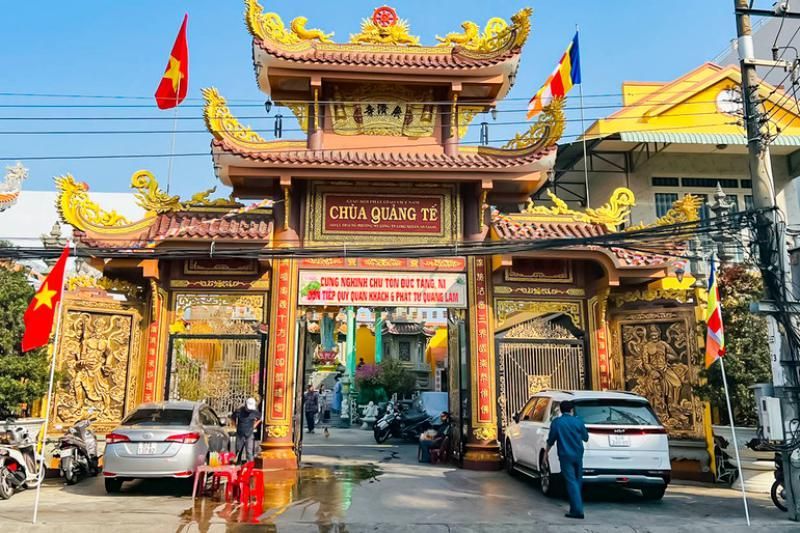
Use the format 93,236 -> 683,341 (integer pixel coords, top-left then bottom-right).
652,177 -> 679,187
399,341 -> 411,361
682,178 -> 739,188
655,193 -> 679,218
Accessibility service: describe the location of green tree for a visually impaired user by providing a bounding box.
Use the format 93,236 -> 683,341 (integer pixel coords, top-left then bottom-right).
377,359 -> 417,398
696,264 -> 771,426
0,266 -> 50,417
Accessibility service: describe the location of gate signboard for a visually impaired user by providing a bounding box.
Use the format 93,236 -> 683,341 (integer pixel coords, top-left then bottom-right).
298,270 -> 467,308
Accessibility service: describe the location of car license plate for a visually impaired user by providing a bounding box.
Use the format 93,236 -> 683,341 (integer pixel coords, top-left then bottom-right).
137,442 -> 158,455
609,434 -> 631,447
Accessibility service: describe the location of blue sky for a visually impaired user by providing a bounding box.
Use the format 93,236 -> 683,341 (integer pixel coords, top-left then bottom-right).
1,1 -> 742,197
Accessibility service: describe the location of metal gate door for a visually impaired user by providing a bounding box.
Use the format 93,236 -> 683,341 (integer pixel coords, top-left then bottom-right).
165,334 -> 266,418
496,318 -> 585,430
447,310 -> 468,464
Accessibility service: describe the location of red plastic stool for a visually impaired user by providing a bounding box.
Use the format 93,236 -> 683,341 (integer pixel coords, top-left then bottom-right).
237,461 -> 264,508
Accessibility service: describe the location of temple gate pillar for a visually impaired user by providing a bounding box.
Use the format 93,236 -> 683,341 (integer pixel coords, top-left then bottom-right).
463,256 -> 502,470
142,282 -> 168,403
587,285 -> 612,391
259,258 -> 299,469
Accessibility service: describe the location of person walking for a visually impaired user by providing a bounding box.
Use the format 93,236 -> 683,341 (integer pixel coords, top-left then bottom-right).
546,400 -> 589,519
303,384 -> 320,434
332,374 -> 343,416
233,397 -> 261,463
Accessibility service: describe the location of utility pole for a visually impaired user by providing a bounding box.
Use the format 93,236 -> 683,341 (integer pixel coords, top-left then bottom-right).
734,0 -> 800,520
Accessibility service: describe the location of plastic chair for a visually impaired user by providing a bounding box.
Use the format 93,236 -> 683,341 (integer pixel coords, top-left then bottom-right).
192,464 -> 239,501
237,461 -> 264,508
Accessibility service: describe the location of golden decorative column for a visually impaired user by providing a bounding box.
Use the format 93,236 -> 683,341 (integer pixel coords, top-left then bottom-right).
259,258 -> 299,469
587,286 -> 611,390
463,256 -> 502,470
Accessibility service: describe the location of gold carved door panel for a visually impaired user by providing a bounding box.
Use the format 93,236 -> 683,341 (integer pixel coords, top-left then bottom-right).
610,310 -> 703,438
51,302 -> 142,434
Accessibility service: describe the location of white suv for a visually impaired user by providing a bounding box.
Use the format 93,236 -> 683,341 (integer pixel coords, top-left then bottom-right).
504,390 -> 671,500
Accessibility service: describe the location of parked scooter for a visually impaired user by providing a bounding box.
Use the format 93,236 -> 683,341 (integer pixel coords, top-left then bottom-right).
745,438 -> 787,512
373,402 -> 434,444
0,420 -> 45,500
771,453 -> 787,512
56,419 -> 99,485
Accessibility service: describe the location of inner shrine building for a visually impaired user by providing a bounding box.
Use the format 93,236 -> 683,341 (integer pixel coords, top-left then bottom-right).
53,2 -> 710,476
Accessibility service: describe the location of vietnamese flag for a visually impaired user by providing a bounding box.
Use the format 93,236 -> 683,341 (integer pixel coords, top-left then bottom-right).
154,14 -> 189,110
22,245 -> 70,352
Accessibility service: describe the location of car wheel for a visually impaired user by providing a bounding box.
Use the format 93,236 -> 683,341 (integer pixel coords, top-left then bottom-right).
641,486 -> 667,501
104,478 -> 123,493
504,441 -> 516,474
539,452 -> 561,497
0,468 -> 14,500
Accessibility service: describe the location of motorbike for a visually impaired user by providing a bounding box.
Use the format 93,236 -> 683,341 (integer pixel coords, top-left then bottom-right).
745,437 -> 787,512
373,402 -> 434,444
0,420 -> 45,500
771,453 -> 787,512
56,419 -> 99,485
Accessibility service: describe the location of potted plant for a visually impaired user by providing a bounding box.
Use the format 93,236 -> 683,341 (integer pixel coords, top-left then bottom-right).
355,364 -> 386,403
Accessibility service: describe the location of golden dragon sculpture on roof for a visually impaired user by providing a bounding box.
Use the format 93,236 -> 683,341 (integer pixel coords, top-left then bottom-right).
55,170 -> 241,234
244,1 -> 532,52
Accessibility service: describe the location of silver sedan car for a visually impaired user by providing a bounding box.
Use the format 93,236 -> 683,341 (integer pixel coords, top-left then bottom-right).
103,401 -> 230,493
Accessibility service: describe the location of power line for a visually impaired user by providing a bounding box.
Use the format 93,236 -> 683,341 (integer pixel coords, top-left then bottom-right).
0,111 -> 734,136
0,208 -> 758,260
0,120 -> 741,161
0,89 -> 771,103
0,98 -> 744,112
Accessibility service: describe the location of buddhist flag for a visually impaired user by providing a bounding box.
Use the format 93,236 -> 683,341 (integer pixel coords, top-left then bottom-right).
21,245 -> 70,352
154,14 -> 189,110
705,260 -> 725,368
528,31 -> 581,118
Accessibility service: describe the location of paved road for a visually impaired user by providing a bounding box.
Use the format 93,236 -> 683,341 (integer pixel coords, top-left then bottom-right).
0,428 -> 795,532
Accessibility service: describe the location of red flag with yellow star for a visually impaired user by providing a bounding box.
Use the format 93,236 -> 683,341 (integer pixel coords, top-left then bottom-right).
154,14 -> 188,110
22,245 -> 70,352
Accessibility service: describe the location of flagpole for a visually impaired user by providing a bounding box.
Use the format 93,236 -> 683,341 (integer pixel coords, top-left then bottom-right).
165,77 -> 180,194
719,357 -> 751,527
576,25 -> 590,208
31,294 -> 66,524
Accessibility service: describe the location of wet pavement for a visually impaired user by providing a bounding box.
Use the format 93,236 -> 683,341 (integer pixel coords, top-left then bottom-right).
0,428 -> 797,532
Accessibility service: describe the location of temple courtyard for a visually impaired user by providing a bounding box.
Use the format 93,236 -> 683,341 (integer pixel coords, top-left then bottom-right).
0,429 -> 793,532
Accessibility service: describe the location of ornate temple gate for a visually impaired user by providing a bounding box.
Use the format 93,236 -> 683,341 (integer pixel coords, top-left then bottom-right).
165,333 -> 267,418
165,290 -> 270,418
495,317 -> 586,430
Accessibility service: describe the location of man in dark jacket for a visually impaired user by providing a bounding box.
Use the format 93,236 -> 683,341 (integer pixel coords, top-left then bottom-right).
546,400 -> 589,519
303,384 -> 320,434
233,397 -> 261,463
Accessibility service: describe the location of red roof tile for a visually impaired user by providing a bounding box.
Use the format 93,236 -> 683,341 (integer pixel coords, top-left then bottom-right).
491,214 -> 673,268
75,211 -> 272,249
255,38 -> 521,71
213,140 -> 556,171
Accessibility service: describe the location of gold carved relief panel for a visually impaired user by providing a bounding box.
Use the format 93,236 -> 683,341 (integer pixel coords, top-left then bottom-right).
494,298 -> 583,331
329,84 -> 436,137
172,292 -> 266,335
610,310 -> 704,439
51,301 -> 142,434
